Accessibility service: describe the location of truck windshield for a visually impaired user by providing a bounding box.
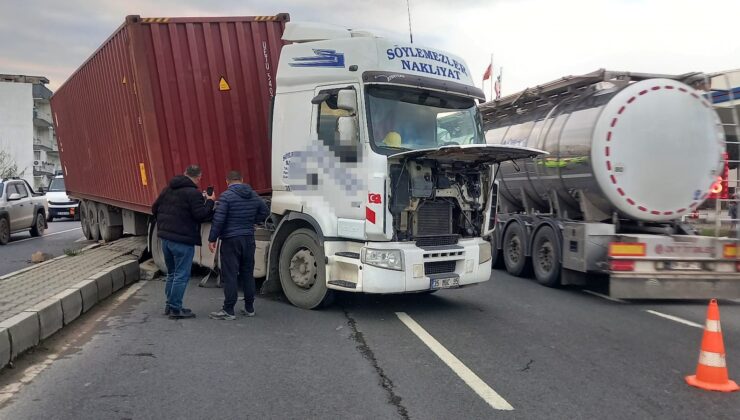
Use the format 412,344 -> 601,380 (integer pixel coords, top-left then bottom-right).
366,85 -> 484,154
49,178 -> 65,192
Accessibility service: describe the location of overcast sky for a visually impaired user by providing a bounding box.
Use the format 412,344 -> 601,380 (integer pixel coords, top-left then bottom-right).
1,0 -> 738,98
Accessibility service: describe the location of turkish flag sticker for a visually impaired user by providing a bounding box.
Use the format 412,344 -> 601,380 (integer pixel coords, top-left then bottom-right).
368,193 -> 381,204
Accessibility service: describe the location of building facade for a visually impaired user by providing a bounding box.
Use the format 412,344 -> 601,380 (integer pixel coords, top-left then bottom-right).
0,74 -> 60,190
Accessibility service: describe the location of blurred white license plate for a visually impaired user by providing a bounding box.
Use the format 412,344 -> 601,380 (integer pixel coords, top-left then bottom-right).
58,211 -> 69,215
668,261 -> 702,270
431,277 -> 459,289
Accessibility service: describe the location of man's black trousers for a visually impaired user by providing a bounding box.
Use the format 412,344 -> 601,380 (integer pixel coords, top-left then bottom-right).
219,236 -> 256,315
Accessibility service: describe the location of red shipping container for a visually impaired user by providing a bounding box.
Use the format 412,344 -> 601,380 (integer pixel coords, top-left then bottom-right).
51,14 -> 288,214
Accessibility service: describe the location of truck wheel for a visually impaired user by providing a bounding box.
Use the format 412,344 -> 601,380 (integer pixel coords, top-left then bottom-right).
489,236 -> 504,269
532,226 -> 561,287
47,214 -> 54,223
30,213 -> 46,237
278,228 -> 334,309
0,218 -> 9,245
80,201 -> 92,240
86,201 -> 101,241
503,222 -> 529,277
98,205 -> 122,242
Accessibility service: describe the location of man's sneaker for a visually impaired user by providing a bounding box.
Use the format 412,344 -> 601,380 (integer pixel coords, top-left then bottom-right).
239,308 -> 256,317
169,309 -> 196,319
164,305 -> 171,316
209,310 -> 236,320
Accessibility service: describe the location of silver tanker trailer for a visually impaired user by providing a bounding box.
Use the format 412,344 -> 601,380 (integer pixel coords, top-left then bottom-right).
481,69 -> 740,299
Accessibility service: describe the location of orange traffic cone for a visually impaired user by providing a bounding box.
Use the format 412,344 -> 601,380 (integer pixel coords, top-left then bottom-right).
685,299 -> 739,392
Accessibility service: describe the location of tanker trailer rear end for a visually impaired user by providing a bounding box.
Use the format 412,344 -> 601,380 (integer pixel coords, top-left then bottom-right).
480,69 -> 740,299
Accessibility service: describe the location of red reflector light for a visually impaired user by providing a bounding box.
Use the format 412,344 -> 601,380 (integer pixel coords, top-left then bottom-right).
735,262 -> 740,272
610,260 -> 635,271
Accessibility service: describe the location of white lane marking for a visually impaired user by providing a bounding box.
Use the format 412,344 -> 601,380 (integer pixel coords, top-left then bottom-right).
9,227 -> 81,244
0,281 -> 146,406
582,290 -> 627,303
74,237 -> 88,243
645,310 -> 703,329
395,312 -> 514,411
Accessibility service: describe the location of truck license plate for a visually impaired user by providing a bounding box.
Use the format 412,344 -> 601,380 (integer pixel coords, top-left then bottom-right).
431,277 -> 460,289
668,261 -> 702,270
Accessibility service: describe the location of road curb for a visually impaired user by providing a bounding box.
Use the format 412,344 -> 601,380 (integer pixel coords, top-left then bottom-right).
0,258 -> 141,371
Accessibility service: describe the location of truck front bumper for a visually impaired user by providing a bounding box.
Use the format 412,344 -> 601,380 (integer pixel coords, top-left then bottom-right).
610,272 -> 740,299
327,238 -> 492,294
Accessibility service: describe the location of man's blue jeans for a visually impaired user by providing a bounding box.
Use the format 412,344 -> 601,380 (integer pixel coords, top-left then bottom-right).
162,239 -> 195,311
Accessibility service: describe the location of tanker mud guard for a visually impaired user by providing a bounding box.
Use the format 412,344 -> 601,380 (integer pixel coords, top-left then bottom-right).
610,274 -> 740,299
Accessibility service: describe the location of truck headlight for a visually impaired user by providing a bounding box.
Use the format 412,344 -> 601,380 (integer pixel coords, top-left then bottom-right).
362,248 -> 404,271
479,241 -> 492,264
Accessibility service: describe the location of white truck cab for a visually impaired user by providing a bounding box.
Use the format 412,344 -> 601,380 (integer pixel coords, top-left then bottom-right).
257,22 -> 543,308
45,174 -> 80,222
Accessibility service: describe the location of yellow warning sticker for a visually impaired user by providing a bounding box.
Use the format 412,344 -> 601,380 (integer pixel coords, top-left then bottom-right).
139,163 -> 148,186
219,77 -> 230,91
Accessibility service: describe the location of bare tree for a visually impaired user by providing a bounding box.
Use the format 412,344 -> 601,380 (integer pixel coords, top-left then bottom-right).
0,150 -> 20,179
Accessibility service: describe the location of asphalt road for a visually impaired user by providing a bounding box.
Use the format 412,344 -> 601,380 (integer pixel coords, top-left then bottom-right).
0,269 -> 738,419
0,220 -> 95,276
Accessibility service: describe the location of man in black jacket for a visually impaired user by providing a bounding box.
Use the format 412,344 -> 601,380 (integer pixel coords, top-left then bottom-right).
152,165 -> 215,319
207,170 -> 269,320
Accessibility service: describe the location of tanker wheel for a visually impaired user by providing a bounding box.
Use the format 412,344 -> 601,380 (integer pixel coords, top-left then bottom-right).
489,235 -> 504,270
98,205 -> 122,242
532,226 -> 561,287
503,222 -> 529,277
79,201 -> 92,240
278,228 -> 334,309
86,201 -> 101,241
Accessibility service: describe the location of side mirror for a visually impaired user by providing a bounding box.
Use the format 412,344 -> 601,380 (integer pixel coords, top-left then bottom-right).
7,193 -> 21,201
39,187 -> 46,193
337,89 -> 357,114
337,116 -> 358,144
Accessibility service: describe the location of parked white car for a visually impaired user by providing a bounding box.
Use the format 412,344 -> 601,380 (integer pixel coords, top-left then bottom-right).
0,178 -> 49,245
45,175 -> 80,222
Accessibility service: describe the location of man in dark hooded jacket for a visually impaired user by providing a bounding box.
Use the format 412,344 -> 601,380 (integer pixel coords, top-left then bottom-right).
152,165 -> 215,319
208,170 -> 269,320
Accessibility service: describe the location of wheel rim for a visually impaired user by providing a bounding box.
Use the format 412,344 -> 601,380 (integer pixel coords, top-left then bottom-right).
289,248 -> 317,289
537,240 -> 554,273
507,235 -> 521,264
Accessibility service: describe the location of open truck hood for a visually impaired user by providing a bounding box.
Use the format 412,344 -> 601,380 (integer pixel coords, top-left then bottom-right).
389,144 -> 547,164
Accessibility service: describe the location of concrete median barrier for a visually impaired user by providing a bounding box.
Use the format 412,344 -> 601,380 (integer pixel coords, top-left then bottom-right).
121,260 -> 140,285
74,279 -> 99,313
0,312 -> 40,360
0,328 -> 9,368
109,267 -> 125,292
54,289 -> 83,325
91,270 -> 113,300
25,298 -> 64,340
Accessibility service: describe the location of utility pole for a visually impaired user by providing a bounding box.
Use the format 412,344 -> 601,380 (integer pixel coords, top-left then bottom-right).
407,0 -> 414,43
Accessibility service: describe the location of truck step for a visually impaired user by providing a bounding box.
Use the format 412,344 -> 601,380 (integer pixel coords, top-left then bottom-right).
327,280 -> 357,289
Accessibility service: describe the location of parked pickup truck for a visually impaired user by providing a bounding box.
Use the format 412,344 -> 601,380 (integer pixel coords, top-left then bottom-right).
0,178 -> 49,245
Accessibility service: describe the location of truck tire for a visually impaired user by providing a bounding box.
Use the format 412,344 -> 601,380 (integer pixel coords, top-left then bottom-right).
0,217 -> 9,245
86,201 -> 101,241
98,205 -> 122,242
30,212 -> 46,237
532,226 -> 561,287
503,222 -> 529,277
47,214 -> 54,223
278,228 -> 334,309
490,235 -> 504,269
80,201 -> 92,240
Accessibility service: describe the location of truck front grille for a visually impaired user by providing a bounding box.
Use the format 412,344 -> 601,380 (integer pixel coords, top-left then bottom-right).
414,200 -> 453,236
415,235 -> 459,248
424,261 -> 457,275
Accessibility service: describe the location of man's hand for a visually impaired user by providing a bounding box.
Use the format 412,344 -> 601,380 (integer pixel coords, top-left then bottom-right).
205,191 -> 216,201
208,242 -> 217,253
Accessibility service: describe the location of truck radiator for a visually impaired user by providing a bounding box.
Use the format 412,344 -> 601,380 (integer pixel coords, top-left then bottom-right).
425,260 -> 457,275
413,200 -> 453,236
